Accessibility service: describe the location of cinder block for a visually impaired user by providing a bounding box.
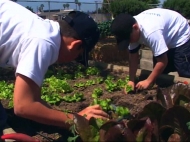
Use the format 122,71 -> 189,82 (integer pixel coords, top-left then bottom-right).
140,49 -> 153,60
140,58 -> 153,71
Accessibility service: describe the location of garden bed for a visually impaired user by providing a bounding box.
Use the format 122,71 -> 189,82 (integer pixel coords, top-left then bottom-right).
0,62 -> 190,142
1,63 -> 156,141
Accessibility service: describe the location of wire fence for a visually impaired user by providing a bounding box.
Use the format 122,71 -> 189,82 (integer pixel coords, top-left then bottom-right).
17,0 -> 104,13
16,0 -> 163,23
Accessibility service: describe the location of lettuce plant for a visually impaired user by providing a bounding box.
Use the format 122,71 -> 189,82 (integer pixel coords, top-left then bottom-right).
85,67 -> 100,76
62,93 -> 84,103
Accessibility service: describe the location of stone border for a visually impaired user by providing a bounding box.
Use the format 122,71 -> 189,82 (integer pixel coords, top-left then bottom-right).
88,60 -> 190,86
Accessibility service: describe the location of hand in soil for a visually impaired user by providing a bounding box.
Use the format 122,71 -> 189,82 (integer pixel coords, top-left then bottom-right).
124,81 -> 135,94
127,81 -> 135,90
136,79 -> 151,90
78,105 -> 109,120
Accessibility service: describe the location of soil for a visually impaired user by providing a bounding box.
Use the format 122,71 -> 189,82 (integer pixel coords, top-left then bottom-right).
0,62 -> 160,142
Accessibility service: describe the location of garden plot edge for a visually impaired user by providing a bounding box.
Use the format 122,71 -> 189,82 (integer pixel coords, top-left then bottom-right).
88,60 -> 190,86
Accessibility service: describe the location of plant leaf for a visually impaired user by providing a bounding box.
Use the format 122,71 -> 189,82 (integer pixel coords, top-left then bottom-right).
128,117 -> 154,142
72,113 -> 93,141
127,117 -> 158,142
157,83 -> 190,109
157,86 -> 174,109
99,120 -> 135,142
137,102 -> 166,124
135,102 -> 165,141
160,106 -> 190,141
67,135 -> 79,142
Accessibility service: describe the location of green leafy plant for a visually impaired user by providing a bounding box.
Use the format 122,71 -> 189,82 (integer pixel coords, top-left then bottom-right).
43,76 -> 73,94
41,93 -> 63,105
92,88 -> 103,98
85,80 -> 96,86
63,92 -> 84,103
0,81 -> 14,108
116,79 -> 126,89
92,98 -> 113,112
97,20 -> 113,38
74,82 -> 86,88
104,78 -> 118,92
116,76 -> 133,93
0,82 -> 14,99
85,67 -> 100,76
115,106 -> 130,118
74,71 -> 85,79
96,77 -> 104,84
124,84 -> 133,93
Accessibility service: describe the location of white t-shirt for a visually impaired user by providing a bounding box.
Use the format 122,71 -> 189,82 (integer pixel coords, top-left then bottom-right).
129,8 -> 190,57
0,0 -> 61,86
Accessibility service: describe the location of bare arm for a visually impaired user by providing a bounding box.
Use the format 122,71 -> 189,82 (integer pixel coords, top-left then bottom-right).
13,74 -> 108,129
13,74 -> 73,129
147,53 -> 168,83
129,52 -> 139,82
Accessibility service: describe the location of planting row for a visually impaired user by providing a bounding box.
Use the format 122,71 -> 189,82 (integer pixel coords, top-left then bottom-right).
0,65 -> 132,109
1,64 -> 190,141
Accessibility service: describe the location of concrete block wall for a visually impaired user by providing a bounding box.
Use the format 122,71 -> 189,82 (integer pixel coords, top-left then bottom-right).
139,49 -> 154,71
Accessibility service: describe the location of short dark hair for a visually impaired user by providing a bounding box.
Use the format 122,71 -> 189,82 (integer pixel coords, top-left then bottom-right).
57,20 -> 79,40
111,13 -> 137,50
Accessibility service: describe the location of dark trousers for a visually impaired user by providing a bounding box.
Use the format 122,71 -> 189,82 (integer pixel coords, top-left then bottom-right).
153,39 -> 190,77
0,102 -> 7,133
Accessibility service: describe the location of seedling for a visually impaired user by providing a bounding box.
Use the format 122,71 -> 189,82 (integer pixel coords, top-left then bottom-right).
85,80 -> 96,86
85,67 -> 100,76
125,84 -> 133,93
96,77 -> 104,84
91,88 -> 103,98
92,98 -> 113,112
106,75 -> 115,80
63,92 -> 84,103
117,79 -> 126,89
41,93 -> 62,104
74,82 -> 86,88
115,106 -> 130,118
74,71 -> 85,79
104,79 -> 118,92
